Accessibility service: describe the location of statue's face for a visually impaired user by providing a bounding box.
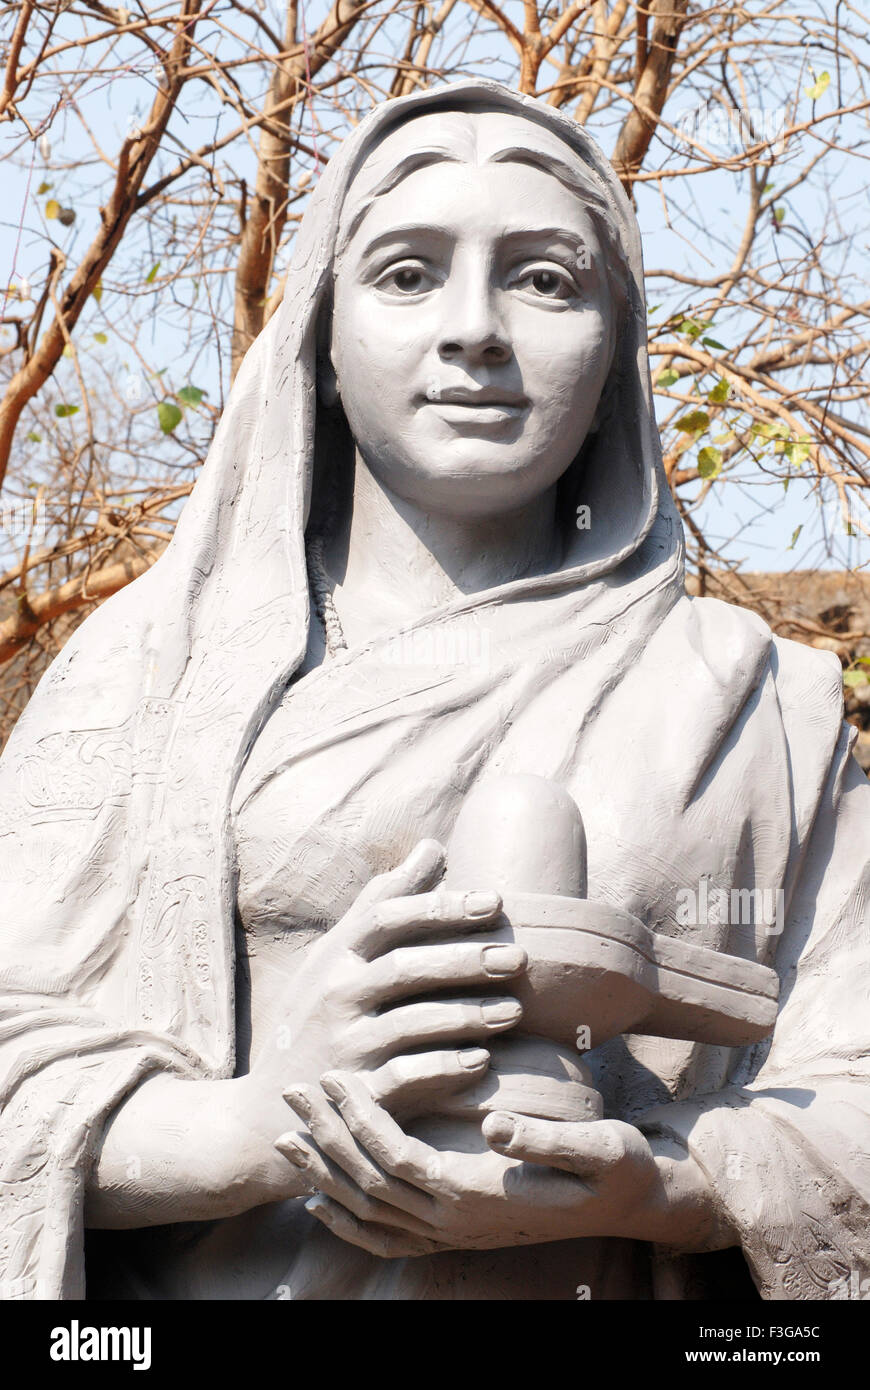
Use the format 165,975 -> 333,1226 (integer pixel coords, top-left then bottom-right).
329,116 -> 616,520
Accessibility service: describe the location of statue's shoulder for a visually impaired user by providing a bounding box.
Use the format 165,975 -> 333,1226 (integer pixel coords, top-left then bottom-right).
673,591 -> 844,722
770,628 -> 845,718
648,591 -> 772,692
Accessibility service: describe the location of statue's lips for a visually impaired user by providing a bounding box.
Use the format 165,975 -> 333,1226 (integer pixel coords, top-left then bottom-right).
420,395 -> 528,426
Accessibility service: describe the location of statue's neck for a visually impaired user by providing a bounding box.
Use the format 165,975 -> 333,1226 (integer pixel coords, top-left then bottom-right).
322,453 -> 563,645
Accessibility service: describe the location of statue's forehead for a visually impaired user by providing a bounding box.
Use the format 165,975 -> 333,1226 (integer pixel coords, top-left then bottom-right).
365,107 -> 575,165
340,107 -> 593,240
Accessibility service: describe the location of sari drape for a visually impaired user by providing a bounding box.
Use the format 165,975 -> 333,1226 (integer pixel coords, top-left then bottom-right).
0,78 -> 867,1301
228,569 -> 870,1299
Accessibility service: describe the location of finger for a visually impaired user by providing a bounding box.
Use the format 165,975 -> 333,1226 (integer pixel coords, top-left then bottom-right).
359,995 -> 522,1060
274,1127 -> 439,1237
349,840 -> 446,918
367,1047 -> 491,1109
283,1083 -> 435,1222
305,1195 -> 447,1260
483,1112 -> 651,1179
282,1082 -> 397,1200
320,1070 -> 446,1192
360,940 -> 526,1008
347,889 -> 504,960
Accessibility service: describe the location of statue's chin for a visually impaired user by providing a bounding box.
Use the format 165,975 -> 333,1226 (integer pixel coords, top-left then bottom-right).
358,441 -> 577,523
404,1034 -> 602,1156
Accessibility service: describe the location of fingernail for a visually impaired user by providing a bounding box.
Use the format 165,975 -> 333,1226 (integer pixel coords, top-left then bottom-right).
485,1112 -> 517,1148
482,998 -> 522,1027
283,1087 -> 311,1119
321,1074 -> 345,1102
306,1195 -> 334,1226
275,1135 -> 308,1166
464,890 -> 501,917
482,944 -> 526,977
457,1047 -> 489,1070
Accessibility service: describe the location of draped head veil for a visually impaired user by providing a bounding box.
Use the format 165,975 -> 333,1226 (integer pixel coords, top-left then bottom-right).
0,80 -> 682,1297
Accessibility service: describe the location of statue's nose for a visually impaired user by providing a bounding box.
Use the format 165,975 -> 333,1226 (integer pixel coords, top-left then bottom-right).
439,334 -> 511,365
437,277 -> 511,365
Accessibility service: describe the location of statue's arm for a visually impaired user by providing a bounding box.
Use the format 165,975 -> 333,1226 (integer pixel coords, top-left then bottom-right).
87,842 -> 523,1229
638,739 -> 870,1297
85,1071 -> 306,1228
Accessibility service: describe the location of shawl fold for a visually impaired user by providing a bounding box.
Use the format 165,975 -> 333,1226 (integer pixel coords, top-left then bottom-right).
0,79 -> 865,1301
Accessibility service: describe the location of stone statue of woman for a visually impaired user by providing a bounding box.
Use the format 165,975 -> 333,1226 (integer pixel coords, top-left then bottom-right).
1,80 -> 868,1302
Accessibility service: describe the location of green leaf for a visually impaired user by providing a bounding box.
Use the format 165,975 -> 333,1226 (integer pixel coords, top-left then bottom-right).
93,331 -> 108,345
92,280 -> 102,304
783,436 -> 811,467
707,377 -> 731,403
804,71 -> 830,101
45,199 -> 60,220
674,409 -> 710,434
647,304 -> 661,316
679,316 -> 711,340
784,441 -> 807,465
26,430 -> 42,443
697,446 -> 722,479
176,385 -> 206,407
843,669 -> 868,688
656,368 -> 680,388
774,206 -> 785,224
787,524 -> 803,551
54,403 -> 79,417
157,401 -> 182,434
36,181 -> 52,196
145,261 -> 161,284
857,657 -> 870,666
62,343 -> 74,358
752,420 -> 789,440
701,336 -> 728,350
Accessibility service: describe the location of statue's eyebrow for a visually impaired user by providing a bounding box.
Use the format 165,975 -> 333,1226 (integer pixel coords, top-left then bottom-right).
498,227 -> 593,255
354,224 -> 453,261
352,224 -> 593,269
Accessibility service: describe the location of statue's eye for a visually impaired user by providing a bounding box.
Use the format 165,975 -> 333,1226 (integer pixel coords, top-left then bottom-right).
514,265 -> 576,300
394,268 -> 424,292
375,262 -> 432,296
533,271 -> 561,294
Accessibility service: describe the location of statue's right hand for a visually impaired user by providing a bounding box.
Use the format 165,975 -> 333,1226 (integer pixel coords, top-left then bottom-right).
237,839 -> 526,1168
88,844 -> 523,1225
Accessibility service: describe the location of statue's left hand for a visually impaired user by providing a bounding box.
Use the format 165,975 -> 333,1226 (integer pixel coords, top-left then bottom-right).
280,1065 -> 732,1259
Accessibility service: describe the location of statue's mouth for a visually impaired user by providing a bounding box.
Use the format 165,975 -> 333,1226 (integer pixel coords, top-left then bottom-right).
427,402 -> 527,427
419,387 -> 529,428
423,386 -> 527,409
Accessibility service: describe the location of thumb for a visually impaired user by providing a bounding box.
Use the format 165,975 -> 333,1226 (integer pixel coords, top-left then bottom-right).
354,838 -> 446,913
483,1111 -> 647,1179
